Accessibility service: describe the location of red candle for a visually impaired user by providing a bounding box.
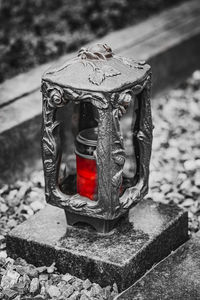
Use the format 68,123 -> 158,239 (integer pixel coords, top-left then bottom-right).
75,128 -> 98,200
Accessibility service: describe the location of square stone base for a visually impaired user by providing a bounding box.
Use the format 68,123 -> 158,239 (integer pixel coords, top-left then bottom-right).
7,199 -> 188,292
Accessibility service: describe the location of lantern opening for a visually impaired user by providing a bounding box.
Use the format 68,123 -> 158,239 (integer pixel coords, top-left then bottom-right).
57,102 -> 99,200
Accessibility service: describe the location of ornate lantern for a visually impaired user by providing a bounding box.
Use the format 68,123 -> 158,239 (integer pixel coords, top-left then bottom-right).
41,44 -> 153,233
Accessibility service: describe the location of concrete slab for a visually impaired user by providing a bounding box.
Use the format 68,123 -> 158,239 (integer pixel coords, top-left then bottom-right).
7,198 -> 188,292
116,230 -> 200,299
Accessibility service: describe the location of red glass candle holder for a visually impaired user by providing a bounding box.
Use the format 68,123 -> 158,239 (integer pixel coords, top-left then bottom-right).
75,128 -> 98,200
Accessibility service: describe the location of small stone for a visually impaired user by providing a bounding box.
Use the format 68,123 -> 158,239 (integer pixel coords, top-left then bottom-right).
7,219 -> 17,229
14,265 -> 27,276
57,281 -> 67,290
17,274 -> 30,293
112,282 -> 118,294
62,273 -> 74,283
30,278 -> 40,295
1,270 -> 20,289
0,203 -> 8,213
7,189 -> 18,202
30,201 -> 45,212
180,179 -> 191,191
14,258 -> 27,266
72,279 -> 83,292
3,288 -> 18,299
103,286 -> 111,299
20,205 -> 34,216
0,185 -> 9,195
151,192 -> 161,203
6,257 -> 15,265
161,184 -> 171,195
111,290 -> 118,298
0,251 -> 7,259
46,285 -> 61,298
181,198 -> 194,207
0,235 -> 5,243
12,296 -> 20,300
36,266 -> 46,273
195,172 -> 200,187
62,285 -> 74,298
47,262 -> 56,274
0,243 -> 6,250
17,183 -> 31,200
93,283 -> 103,295
30,171 -> 45,187
184,160 -> 196,172
39,274 -> 48,282
27,191 -> 39,203
26,265 -> 38,278
80,294 -> 90,300
12,281 -> 27,294
33,295 -> 46,299
82,279 -> 92,290
69,291 -> 80,300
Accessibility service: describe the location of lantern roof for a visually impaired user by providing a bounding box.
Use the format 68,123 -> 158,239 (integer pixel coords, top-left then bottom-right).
42,44 -> 150,92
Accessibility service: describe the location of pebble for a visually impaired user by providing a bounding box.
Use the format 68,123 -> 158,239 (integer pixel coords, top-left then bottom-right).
180,198 -> 194,207
62,273 -> 74,283
62,285 -> 74,297
80,294 -> 90,300
184,160 -> 196,172
69,291 -> 80,300
47,262 -> 56,274
160,184 -> 171,194
39,274 -> 48,282
30,201 -> 45,212
113,283 -> 118,294
46,285 -> 61,298
30,278 -> 40,295
195,172 -> 200,187
36,266 -> 47,274
82,279 -> 92,290
3,288 -> 18,299
1,270 -> 20,289
0,203 -> 8,213
26,265 -> 38,278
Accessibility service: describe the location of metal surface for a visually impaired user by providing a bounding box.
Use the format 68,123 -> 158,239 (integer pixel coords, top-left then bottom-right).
41,44 -> 153,232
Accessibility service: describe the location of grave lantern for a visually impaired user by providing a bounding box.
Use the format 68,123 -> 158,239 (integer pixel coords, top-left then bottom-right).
41,44 -> 153,233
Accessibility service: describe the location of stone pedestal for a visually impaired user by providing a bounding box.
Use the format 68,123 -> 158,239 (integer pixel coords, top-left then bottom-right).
7,199 -> 188,292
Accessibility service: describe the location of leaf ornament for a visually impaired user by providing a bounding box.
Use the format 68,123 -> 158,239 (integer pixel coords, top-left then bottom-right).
71,198 -> 87,209
91,96 -> 108,109
102,65 -> 121,77
89,69 -> 105,85
116,56 -> 133,67
88,65 -> 121,85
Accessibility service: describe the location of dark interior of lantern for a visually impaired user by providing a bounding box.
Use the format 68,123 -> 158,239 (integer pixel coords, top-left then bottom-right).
56,101 -> 99,198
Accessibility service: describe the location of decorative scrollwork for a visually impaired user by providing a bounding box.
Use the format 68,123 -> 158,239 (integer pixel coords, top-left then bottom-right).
41,72 -> 153,220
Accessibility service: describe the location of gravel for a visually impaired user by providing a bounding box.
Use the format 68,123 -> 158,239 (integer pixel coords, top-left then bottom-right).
0,70 -> 200,298
148,70 -> 200,236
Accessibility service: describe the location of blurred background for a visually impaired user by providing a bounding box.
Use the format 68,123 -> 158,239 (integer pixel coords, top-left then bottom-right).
0,0 -> 182,82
